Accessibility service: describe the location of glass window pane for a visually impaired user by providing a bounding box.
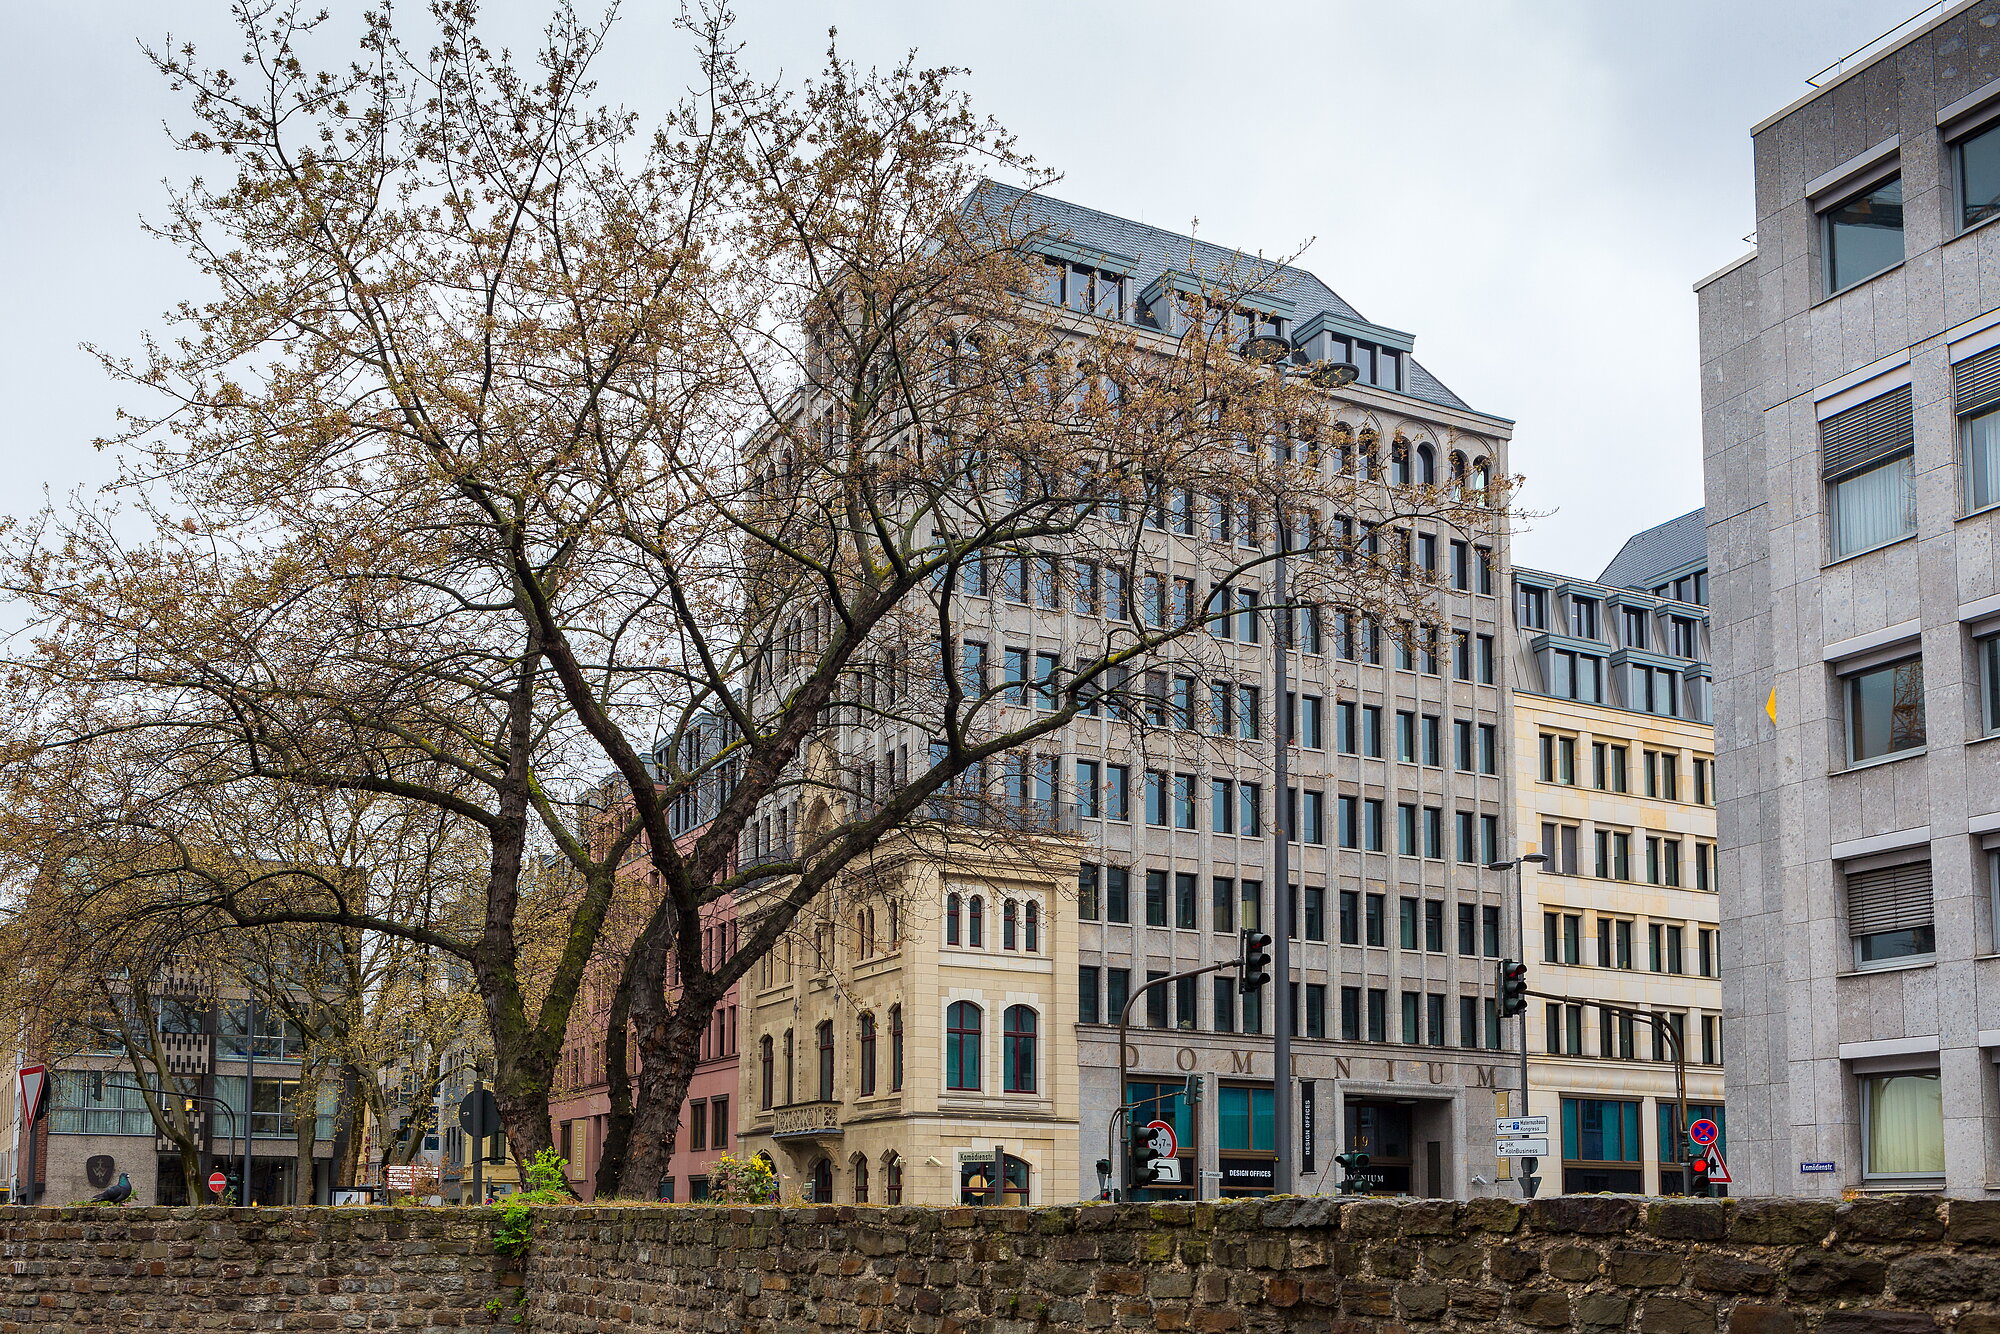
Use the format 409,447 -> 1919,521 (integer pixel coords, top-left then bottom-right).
1966,408 -> 2000,511
1847,656 -> 1926,762
1961,123 -> 2000,229
1831,455 -> 1916,556
1826,176 -> 1905,291
1864,1072 -> 1944,1177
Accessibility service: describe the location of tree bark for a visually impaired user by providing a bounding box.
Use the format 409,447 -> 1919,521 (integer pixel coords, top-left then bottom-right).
590,944 -> 639,1199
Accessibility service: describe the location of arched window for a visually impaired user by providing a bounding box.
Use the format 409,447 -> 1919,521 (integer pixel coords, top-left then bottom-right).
1002,899 -> 1019,950
857,909 -> 871,957
886,899 -> 901,945
968,896 -> 984,948
884,1153 -> 904,1205
858,1013 -> 878,1097
1416,443 -> 1436,485
889,1004 -> 904,1091
946,1001 -> 983,1090
816,1019 -> 835,1102
783,1028 -> 795,1105
1003,1005 -> 1039,1093
852,1153 -> 870,1204
946,893 -> 962,946
1471,456 -> 1491,500
810,1157 -> 833,1204
1448,451 -> 1469,500
1024,902 -> 1040,953
759,1035 -> 774,1110
1391,441 -> 1411,486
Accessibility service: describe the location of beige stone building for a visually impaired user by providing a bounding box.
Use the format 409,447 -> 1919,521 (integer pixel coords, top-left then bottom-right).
1509,516 -> 1725,1195
736,830 -> 1082,1206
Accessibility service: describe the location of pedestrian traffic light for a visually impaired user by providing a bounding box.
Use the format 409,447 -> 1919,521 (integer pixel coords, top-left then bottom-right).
1333,1151 -> 1371,1196
1129,1127 -> 1166,1187
1499,960 -> 1529,1017
1239,929 -> 1273,994
1687,1154 -> 1712,1198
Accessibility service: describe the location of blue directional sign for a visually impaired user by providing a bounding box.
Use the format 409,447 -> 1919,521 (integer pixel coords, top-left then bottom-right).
1688,1118 -> 1719,1147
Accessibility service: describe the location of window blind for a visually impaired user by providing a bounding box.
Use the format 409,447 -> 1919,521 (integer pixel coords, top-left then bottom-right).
1846,860 -> 1933,937
1821,384 -> 1914,479
1955,344 -> 2000,416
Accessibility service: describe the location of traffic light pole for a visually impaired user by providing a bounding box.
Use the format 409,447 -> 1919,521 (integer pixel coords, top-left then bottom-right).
1527,988 -> 1693,1192
1269,546 -> 1293,1198
1111,956 -> 1244,1199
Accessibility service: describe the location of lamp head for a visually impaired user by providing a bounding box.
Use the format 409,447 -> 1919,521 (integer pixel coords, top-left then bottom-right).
1306,361 -> 1361,389
1238,334 -> 1295,365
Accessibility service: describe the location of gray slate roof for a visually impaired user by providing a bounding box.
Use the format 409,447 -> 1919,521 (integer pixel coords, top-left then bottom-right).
1597,509 -> 1708,591
968,181 -> 1477,415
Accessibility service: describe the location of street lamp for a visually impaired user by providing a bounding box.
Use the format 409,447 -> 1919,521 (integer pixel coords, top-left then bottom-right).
1234,334 -> 1362,1195
1489,853 -> 1548,1195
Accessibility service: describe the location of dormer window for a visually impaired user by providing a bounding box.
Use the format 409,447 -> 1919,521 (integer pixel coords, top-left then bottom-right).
1037,257 -> 1125,321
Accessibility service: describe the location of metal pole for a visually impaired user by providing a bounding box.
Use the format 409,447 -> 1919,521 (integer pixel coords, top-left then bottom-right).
1512,862 -> 1531,1128
243,997 -> 255,1205
21,1103 -> 34,1207
1270,546 -> 1293,1196
471,1077 -> 485,1205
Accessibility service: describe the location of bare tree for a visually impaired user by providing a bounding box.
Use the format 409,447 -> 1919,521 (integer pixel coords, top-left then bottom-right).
0,1 -> 1510,1194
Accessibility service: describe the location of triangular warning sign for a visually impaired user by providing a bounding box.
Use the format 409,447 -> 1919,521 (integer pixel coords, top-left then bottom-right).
1704,1148 -> 1731,1184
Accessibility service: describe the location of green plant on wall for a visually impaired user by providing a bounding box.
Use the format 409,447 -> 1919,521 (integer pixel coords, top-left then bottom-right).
486,1148 -> 571,1328
706,1152 -> 777,1204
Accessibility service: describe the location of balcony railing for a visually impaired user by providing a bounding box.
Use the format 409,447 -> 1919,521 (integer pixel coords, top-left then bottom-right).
771,1099 -> 843,1139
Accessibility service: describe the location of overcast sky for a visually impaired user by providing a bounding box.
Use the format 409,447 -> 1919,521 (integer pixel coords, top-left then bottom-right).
0,0 -> 1936,576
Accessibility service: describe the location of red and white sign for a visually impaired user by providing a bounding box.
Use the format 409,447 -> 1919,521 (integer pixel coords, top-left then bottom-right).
1142,1118 -> 1179,1160
15,1066 -> 45,1124
1704,1148 -> 1732,1185
208,1171 -> 227,1197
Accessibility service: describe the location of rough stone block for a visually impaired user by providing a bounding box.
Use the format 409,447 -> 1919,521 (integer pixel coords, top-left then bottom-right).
1527,1196 -> 1640,1234
1945,1199 -> 2000,1246
1607,1248 -> 1684,1287
1817,1311 -> 1937,1334
1728,1200 -> 1835,1246
1726,1303 -> 1795,1334
1649,1200 -> 1731,1241
1839,1195 -> 1945,1243
1688,1252 -> 1777,1294
1639,1294 -> 1719,1334
1885,1252 -> 2000,1303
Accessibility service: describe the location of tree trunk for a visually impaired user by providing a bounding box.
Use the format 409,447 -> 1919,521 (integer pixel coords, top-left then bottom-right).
293,1056 -> 323,1204
590,948 -> 639,1199
613,980 -> 714,1199
332,1064 -> 366,1189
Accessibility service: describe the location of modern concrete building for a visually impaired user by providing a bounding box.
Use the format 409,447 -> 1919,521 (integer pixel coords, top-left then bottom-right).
738,184 -> 1520,1203
1510,512 -> 1724,1196
1700,0 -> 2000,1196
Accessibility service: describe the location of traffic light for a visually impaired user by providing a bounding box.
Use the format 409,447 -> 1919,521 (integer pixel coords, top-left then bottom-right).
1129,1126 -> 1166,1188
1333,1151 -> 1371,1196
1239,929 -> 1273,994
1687,1154 -> 1712,1198
1499,960 -> 1529,1017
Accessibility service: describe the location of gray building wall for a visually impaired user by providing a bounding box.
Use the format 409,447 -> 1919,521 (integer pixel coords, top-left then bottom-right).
1700,0 -> 2000,1197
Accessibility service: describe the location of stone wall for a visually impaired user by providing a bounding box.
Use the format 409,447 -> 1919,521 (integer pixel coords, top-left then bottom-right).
4,1195 -> 2000,1332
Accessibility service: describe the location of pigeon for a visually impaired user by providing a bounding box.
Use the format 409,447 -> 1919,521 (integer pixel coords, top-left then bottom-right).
88,1173 -> 131,1204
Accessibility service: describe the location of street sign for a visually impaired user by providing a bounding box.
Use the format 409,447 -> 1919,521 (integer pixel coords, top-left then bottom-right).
1150,1157 -> 1184,1185
1199,1171 -> 1224,1180
1688,1118 -> 1719,1147
1704,1149 -> 1732,1185
1799,1161 -> 1838,1174
458,1088 -> 500,1137
1495,1115 -> 1548,1137
1142,1119 -> 1179,1160
16,1066 -> 46,1124
1495,1138 -> 1549,1158
208,1171 -> 227,1197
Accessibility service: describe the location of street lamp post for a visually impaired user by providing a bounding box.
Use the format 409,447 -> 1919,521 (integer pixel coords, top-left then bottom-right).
1238,334 -> 1358,1197
1488,853 -> 1547,1194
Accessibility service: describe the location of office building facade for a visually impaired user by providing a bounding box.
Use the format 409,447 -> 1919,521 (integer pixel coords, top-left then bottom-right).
1511,512 -> 1725,1196
1700,0 -> 2000,1195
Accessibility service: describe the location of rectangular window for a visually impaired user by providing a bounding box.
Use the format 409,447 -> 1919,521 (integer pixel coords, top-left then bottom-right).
1364,798 -> 1384,851
1239,782 -> 1261,835
1145,770 -> 1168,826
1146,971 -> 1169,1028
1079,966 -> 1101,1024
1398,802 -> 1418,856
1212,877 -> 1236,934
1173,773 -> 1197,830
1078,864 -> 1100,920
1569,597 -> 1599,639
1174,871 -> 1198,930
1402,991 -> 1422,1044
1482,905 -> 1501,957
1423,807 -> 1444,859
1424,899 -> 1445,952
1861,1071 -> 1944,1180
1362,705 -> 1383,757
1396,711 -> 1417,763
1146,870 -> 1168,928
1399,896 -> 1419,950
1077,760 -> 1101,819
1105,867 -> 1130,923
1621,606 -> 1649,649
1823,174 -> 1905,293
1339,890 -> 1360,945
1455,810 -> 1477,864
1847,857 -> 1935,966
1107,968 -> 1130,1021
1303,886 -> 1326,942
1212,978 -> 1237,1034
1106,764 -> 1130,821
1539,821 -> 1579,875
1365,894 -> 1385,947
1341,987 -> 1361,1041
1518,585 -> 1547,629
1304,984 -> 1327,1040
1365,988 -> 1387,1042
1844,654 -> 1926,763
1823,384 -> 1916,557
1958,119 -> 2000,230
1212,779 -> 1235,834
1479,723 -> 1498,774
1426,994 -> 1447,1048
1965,403 -> 2000,513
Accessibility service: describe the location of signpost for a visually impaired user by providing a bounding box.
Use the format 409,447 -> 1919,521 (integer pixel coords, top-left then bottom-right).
1704,1149 -> 1732,1186
208,1170 -> 228,1199
1799,1160 -> 1837,1174
458,1084 -> 501,1204
15,1065 -> 46,1206
1494,1138 -> 1550,1158
1688,1118 -> 1719,1149
1299,1081 -> 1316,1175
1495,1115 -> 1548,1137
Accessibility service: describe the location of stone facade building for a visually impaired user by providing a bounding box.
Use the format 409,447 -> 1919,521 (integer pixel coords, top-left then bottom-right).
1700,0 -> 2000,1195
1510,511 -> 1724,1196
